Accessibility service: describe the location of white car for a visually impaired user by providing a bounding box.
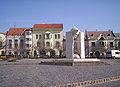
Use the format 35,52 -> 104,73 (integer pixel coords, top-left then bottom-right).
106,50 -> 120,59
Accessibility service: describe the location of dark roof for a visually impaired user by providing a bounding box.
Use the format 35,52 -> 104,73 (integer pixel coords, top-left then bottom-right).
86,30 -> 115,39
33,24 -> 63,28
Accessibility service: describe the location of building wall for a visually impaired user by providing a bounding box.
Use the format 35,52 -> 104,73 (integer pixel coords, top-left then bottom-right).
24,29 -> 32,56
32,28 -> 64,57
0,33 -> 6,55
85,31 -> 120,58
6,36 -> 25,55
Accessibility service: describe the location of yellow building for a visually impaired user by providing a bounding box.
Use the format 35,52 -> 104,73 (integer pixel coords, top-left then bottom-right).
32,24 -> 64,57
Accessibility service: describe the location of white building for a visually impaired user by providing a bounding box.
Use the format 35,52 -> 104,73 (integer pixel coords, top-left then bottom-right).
6,28 -> 32,56
24,28 -> 32,56
0,33 -> 6,55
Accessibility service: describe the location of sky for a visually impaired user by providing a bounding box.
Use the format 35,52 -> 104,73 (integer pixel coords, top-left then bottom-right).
0,0 -> 120,33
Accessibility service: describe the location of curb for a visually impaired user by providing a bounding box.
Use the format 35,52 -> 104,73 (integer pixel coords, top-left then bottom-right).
50,76 -> 120,87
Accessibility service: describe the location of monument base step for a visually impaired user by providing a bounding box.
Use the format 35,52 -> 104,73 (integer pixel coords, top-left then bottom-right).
40,58 -> 101,66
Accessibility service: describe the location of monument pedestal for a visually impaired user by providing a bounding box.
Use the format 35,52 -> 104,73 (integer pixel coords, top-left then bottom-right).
40,58 -> 100,66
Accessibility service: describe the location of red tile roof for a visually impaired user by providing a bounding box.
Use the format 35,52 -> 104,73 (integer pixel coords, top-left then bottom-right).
6,28 -> 26,36
33,24 -> 63,28
86,30 -> 115,39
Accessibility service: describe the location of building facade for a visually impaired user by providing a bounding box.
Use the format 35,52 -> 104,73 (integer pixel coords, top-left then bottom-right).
0,33 -> 6,55
32,24 -> 64,57
24,28 -> 32,56
6,28 -> 31,56
85,30 -> 120,58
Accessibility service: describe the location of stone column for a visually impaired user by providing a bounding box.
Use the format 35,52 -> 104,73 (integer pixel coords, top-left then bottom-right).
66,32 -> 74,59
80,32 -> 85,58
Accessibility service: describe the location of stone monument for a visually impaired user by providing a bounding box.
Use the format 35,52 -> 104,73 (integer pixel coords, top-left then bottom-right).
41,27 -> 100,66
66,27 -> 85,59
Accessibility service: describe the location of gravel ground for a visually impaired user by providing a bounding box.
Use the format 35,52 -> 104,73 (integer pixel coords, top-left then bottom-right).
0,59 -> 120,87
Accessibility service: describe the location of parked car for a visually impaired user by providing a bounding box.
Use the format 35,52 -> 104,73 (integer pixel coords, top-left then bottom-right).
106,50 -> 120,59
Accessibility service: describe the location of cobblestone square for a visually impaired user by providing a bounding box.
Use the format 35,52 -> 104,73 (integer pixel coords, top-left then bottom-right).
0,59 -> 120,87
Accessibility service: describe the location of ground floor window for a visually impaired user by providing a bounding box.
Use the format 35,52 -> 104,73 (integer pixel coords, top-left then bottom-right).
1,51 -> 5,55
39,50 -> 46,56
94,51 -> 100,58
90,52 -> 93,57
50,50 -> 56,57
9,52 -> 12,55
34,51 -> 37,56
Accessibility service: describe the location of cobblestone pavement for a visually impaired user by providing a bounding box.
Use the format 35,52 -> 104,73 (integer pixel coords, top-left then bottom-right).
0,59 -> 120,87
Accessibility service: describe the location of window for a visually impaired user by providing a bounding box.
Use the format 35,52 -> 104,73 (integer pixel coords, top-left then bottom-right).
14,39 -> 18,42
46,42 -> 50,47
56,41 -> 61,47
110,42 -> 113,47
91,42 -> 95,47
90,34 -> 93,36
115,52 -> 120,54
8,39 -> 12,49
9,52 -> 12,55
37,42 -> 40,47
58,34 -> 60,39
39,35 -> 41,39
39,50 -> 46,56
46,33 -> 50,39
26,38 -> 31,41
26,31 -> 31,35
36,34 -> 38,39
118,42 -> 120,47
107,34 -> 110,36
99,42 -> 105,47
90,53 -> 93,56
55,34 -> 57,39
26,44 -> 31,48
106,52 -> 111,54
20,39 -> 24,48
9,39 -> 12,43
14,39 -> 18,48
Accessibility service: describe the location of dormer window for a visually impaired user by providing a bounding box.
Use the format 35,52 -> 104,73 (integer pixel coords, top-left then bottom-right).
107,34 -> 110,36
91,34 -> 93,36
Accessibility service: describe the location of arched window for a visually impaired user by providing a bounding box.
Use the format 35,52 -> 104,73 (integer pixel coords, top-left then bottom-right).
46,42 -> 50,47
39,34 -> 41,39
56,41 -> 60,47
8,39 -> 12,49
55,34 -> 57,39
37,42 -> 41,47
14,39 -> 18,48
36,34 -> 38,39
58,34 -> 60,39
20,39 -> 24,48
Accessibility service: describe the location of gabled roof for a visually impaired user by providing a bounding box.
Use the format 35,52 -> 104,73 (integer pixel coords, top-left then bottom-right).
33,24 -> 63,28
6,28 -> 26,36
86,30 -> 115,39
